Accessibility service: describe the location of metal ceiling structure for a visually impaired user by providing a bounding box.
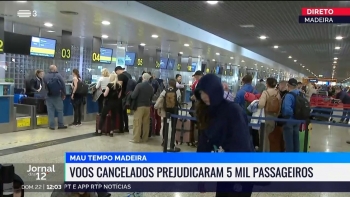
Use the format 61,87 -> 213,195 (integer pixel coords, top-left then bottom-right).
140,1 -> 350,80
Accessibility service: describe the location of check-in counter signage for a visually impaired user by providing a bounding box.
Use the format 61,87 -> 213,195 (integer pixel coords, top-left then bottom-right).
37,116 -> 48,125
17,117 -> 31,128
0,17 -> 4,54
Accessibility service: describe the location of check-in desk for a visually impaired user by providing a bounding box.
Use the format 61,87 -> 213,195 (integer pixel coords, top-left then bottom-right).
15,104 -> 35,131
33,84 -> 74,128
84,91 -> 98,122
0,83 -> 16,133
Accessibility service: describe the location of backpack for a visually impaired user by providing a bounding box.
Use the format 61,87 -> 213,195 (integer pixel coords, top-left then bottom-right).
163,88 -> 178,113
75,80 -> 89,96
264,90 -> 281,115
46,74 -> 62,97
288,91 -> 310,120
125,78 -> 137,95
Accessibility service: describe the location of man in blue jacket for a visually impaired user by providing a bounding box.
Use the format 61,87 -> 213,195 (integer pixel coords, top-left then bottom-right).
234,74 -> 258,109
334,85 -> 350,123
281,78 -> 301,152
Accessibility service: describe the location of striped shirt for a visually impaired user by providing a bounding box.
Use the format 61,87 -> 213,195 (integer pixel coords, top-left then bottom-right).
224,91 -> 234,102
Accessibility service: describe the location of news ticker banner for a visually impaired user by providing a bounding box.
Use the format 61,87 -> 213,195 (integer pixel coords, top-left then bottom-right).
61,152 -> 350,192
300,8 -> 350,23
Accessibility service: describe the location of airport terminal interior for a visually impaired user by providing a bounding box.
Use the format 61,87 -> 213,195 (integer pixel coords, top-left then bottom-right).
0,1 -> 350,197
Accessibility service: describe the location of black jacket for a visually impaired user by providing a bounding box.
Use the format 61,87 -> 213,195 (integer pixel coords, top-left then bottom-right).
25,77 -> 42,97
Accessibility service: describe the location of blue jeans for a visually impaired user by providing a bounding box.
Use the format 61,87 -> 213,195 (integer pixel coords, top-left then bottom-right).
46,96 -> 64,128
340,109 -> 349,122
283,123 -> 300,152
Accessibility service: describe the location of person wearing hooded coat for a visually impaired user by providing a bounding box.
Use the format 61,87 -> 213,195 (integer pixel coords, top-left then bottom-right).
194,74 -> 255,197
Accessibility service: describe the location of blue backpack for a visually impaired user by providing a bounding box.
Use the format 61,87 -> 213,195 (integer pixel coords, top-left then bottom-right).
47,74 -> 62,96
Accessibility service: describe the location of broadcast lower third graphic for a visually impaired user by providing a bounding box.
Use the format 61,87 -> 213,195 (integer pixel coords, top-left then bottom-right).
17,10 -> 31,17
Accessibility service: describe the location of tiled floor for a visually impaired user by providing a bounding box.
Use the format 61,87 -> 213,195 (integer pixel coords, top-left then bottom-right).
1,114 -> 350,197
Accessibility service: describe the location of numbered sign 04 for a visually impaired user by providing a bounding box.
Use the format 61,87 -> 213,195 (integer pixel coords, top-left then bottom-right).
92,53 -> 100,62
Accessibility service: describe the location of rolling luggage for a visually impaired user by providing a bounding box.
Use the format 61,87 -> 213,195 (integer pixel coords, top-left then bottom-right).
96,114 -> 111,134
175,109 -> 192,145
299,123 -> 312,152
21,97 -> 47,114
268,125 -> 284,152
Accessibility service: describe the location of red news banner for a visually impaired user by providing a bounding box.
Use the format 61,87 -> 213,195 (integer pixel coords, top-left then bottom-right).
300,8 -> 350,23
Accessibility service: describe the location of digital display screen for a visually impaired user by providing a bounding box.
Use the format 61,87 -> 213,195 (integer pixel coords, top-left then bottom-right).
125,52 -> 136,66
100,47 -> 113,64
167,59 -> 175,70
160,57 -> 168,69
191,62 -> 197,72
309,79 -> 318,82
91,75 -> 100,84
30,36 -> 56,58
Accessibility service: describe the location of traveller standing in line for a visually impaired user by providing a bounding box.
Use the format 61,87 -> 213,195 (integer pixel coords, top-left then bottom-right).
278,81 -> 288,98
130,73 -> 154,143
95,68 -> 110,114
70,69 -> 84,126
334,85 -> 350,124
281,78 -> 300,152
95,73 -> 121,137
175,74 -> 185,102
255,79 -> 266,94
194,74 -> 254,197
154,78 -> 181,146
43,65 -> 67,130
234,74 -> 258,110
258,78 -> 281,152
115,66 -> 132,133
222,81 -> 234,102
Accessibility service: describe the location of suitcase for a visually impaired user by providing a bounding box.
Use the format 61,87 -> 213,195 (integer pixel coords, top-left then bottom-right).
21,97 -> 47,114
299,123 -> 312,152
268,125 -> 284,152
96,114 -> 111,134
175,109 -> 192,145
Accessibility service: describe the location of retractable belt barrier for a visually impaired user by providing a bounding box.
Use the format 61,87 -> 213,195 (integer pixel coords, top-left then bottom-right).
162,106 -> 350,153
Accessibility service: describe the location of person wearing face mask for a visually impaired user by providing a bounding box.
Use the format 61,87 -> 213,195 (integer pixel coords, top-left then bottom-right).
194,74 -> 255,197
278,81 -> 288,98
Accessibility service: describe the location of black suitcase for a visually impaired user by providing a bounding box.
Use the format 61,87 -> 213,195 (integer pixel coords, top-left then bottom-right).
21,97 -> 47,114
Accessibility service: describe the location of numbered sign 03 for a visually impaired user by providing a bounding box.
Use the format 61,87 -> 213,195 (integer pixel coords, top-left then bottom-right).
61,48 -> 71,59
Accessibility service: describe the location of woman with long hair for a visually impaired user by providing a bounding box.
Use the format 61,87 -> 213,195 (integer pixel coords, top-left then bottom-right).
96,68 -> 110,113
70,69 -> 83,126
194,74 -> 254,197
96,73 -> 121,137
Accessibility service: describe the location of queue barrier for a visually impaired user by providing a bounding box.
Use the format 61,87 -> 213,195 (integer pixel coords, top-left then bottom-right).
161,107 -> 348,153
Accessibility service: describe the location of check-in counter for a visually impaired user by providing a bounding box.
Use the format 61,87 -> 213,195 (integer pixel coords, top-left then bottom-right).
15,104 -> 35,131
33,84 -> 74,128
0,82 -> 16,133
